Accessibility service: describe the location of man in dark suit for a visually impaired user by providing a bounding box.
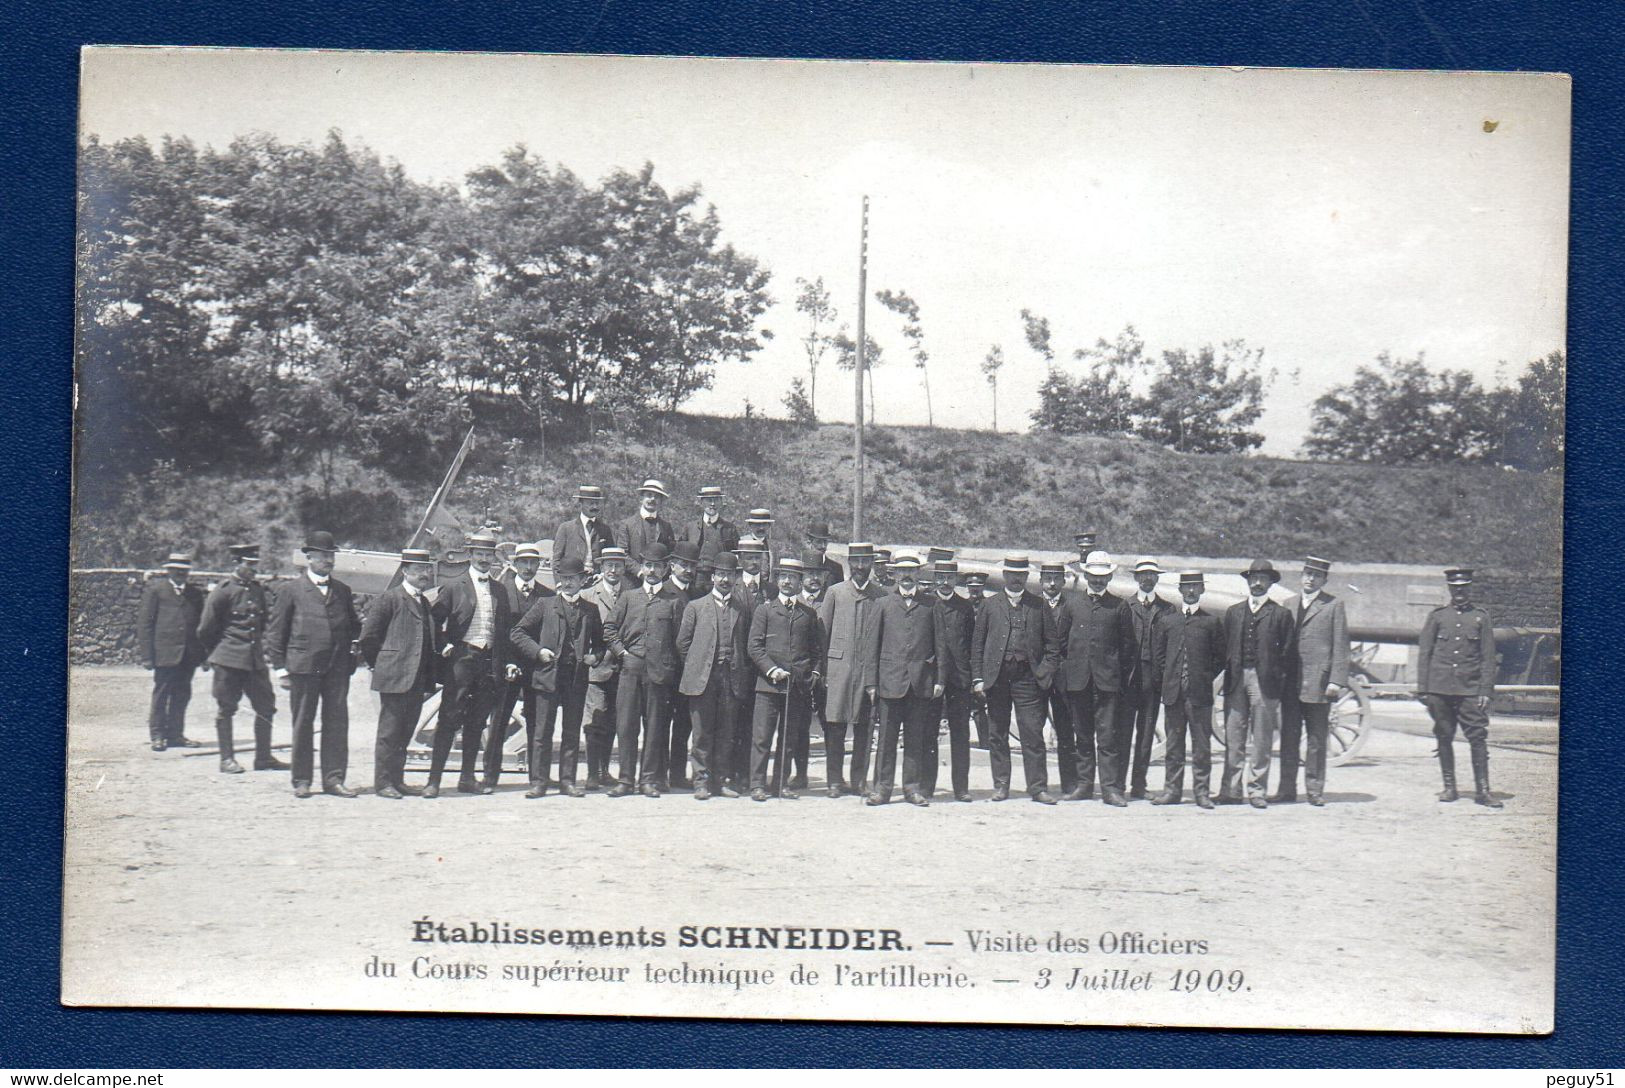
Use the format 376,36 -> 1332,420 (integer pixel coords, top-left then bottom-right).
676,551 -> 753,800
927,560 -> 977,801
197,544 -> 285,773
863,554 -> 947,807
580,546 -> 629,789
1275,554 -> 1351,807
805,521 -> 846,586
619,478 -> 677,561
679,485 -> 740,565
962,570 -> 993,749
1057,551 -> 1137,807
1221,559 -> 1298,808
972,556 -> 1063,804
510,557 -> 604,798
496,540 -> 554,776
1152,571 -> 1225,808
358,549 -> 441,799
1123,557 -> 1175,799
1036,562 -> 1080,795
552,484 -> 616,577
266,530 -> 361,798
429,529 -> 520,797
663,540 -> 708,789
747,557 -> 821,801
137,551 -> 207,751
604,542 -> 686,797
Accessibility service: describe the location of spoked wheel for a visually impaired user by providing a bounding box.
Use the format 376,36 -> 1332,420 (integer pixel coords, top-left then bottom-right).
1326,679 -> 1373,766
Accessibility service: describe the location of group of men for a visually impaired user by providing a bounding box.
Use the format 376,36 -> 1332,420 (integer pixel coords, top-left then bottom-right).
134,478 -> 1506,810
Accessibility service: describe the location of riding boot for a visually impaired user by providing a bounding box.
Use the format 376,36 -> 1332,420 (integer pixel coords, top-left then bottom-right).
1436,740 -> 1459,802
252,716 -> 289,769
215,714 -> 236,763
1469,739 -> 1503,808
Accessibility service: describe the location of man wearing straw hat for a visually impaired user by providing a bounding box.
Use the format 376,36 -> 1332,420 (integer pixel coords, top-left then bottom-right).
863,553 -> 947,806
818,542 -> 885,798
358,548 -> 441,799
1220,559 -> 1297,808
496,540 -> 554,769
197,544 -> 285,773
1275,555 -> 1350,807
972,556 -> 1063,804
928,559 -> 977,801
1151,571 -> 1225,808
621,479 -> 677,564
1123,557 -> 1175,800
553,484 -> 616,576
510,556 -> 604,799
676,551 -> 753,800
1056,551 -> 1137,806
604,542 -> 686,798
746,556 -> 821,801
138,551 -> 207,752
679,484 -> 740,565
580,545 -> 630,789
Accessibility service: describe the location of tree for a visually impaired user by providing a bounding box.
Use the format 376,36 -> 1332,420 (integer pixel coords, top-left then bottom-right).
1486,350 -> 1565,471
794,276 -> 838,419
981,344 -> 1005,432
1301,352 -> 1495,464
832,327 -> 883,425
1134,340 -> 1268,453
875,287 -> 932,426
1030,323 -> 1145,437
782,376 -> 817,425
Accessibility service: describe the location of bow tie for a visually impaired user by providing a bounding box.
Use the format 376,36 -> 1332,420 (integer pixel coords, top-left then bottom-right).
643,514 -> 658,522
473,573 -> 489,584
311,577 -> 329,587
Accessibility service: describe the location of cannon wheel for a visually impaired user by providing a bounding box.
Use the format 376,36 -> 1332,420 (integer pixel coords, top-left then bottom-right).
1148,676 -> 1374,766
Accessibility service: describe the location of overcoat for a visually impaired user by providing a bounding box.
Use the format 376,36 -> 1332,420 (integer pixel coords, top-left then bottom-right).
818,576 -> 884,722
137,577 -> 206,669
1287,591 -> 1350,703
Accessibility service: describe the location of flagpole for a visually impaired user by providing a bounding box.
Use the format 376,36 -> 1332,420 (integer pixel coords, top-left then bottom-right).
853,195 -> 868,540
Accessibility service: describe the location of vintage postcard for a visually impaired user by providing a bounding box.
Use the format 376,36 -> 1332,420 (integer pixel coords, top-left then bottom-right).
65,48 -> 1565,1032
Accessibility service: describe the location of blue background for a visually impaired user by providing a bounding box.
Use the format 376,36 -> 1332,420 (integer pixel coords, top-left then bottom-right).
5,0 -> 1620,1067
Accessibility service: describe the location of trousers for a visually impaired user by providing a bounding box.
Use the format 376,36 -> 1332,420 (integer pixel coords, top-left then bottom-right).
614,669 -> 673,786
148,664 -> 196,742
288,669 -> 351,786
1279,693 -> 1331,796
431,646 -> 503,784
986,662 -> 1049,795
687,666 -> 740,785
531,662 -> 589,788
874,690 -> 936,799
749,684 -> 809,791
376,686 -> 428,789
583,677 -> 617,781
1065,683 -> 1120,794
922,685 -> 971,797
1160,695 -> 1214,797
211,664 -> 275,762
1044,686 -> 1080,792
1223,667 -> 1279,799
1121,671 -> 1161,793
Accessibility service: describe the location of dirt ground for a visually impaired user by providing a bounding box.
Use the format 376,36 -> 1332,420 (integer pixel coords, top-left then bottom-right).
60,666 -> 1556,1033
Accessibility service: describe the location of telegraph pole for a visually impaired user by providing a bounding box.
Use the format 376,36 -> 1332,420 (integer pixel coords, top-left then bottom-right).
853,195 -> 868,539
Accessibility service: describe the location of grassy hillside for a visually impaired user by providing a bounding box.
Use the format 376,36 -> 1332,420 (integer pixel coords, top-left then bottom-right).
71,414 -> 1563,572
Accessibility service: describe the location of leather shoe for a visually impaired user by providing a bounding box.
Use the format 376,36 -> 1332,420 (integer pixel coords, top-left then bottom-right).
1151,790 -> 1182,806
396,782 -> 423,796
720,785 -> 741,799
827,784 -> 843,799
1194,793 -> 1215,810
1128,786 -> 1148,800
421,783 -> 441,799
150,739 -> 168,752
864,791 -> 890,806
1032,791 -> 1058,805
1102,790 -> 1129,808
1248,796 -> 1268,809
564,783 -> 586,798
1307,794 -> 1326,807
524,786 -> 546,799
480,785 -> 495,795
173,737 -> 204,748
954,791 -> 973,803
780,787 -> 800,800
376,785 -> 403,799
324,781 -> 359,798
254,756 -> 290,770
639,783 -> 661,798
607,783 -> 635,798
292,782 -> 312,799
694,785 -> 712,800
219,759 -> 245,774
670,776 -> 691,790
905,791 -> 930,807
456,776 -> 479,794
1060,787 -> 1091,802
1215,793 -> 1243,806
751,788 -> 770,802
598,772 -> 618,788
990,785 -> 1010,802
1268,790 -> 1297,804
1438,786 -> 1460,803
1475,790 -> 1504,809
790,775 -> 809,791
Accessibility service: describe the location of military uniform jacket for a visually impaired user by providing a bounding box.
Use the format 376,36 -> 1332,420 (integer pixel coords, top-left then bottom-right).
863,589 -> 948,700
748,595 -> 821,695
605,582 -> 686,686
1222,598 -> 1296,699
1154,609 -> 1225,706
1126,594 -> 1175,687
1055,590 -> 1137,693
678,517 -> 740,563
359,585 -> 440,694
676,592 -> 754,698
619,514 -> 676,561
1417,603 -> 1496,698
433,571 -> 513,681
580,578 -> 626,684
1289,591 -> 1350,703
819,577 -> 885,722
972,590 -> 1060,690
935,593 -> 977,690
266,574 -> 359,676
198,574 -> 268,671
511,593 -> 604,694
553,515 -> 615,575
138,577 -> 206,669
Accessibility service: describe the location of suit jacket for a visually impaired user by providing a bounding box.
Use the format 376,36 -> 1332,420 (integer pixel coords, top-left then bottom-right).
604,582 -> 686,687
359,585 -> 440,694
810,551 -> 846,585
935,592 -> 977,690
1417,603 -> 1496,698
676,592 -> 754,698
552,515 -> 615,575
1288,591 -> 1350,703
678,517 -> 740,563
863,590 -> 948,700
749,595 -> 821,695
580,578 -> 626,684
1055,590 -> 1136,693
1154,609 -> 1225,706
619,514 -> 676,560
138,577 -> 206,669
197,574 -> 267,671
972,590 -> 1060,690
819,577 -> 885,722
432,570 -> 513,681
510,593 -> 604,694
1223,599 -> 1297,699
668,577 -> 707,602
1125,594 -> 1175,686
735,571 -> 772,614
499,568 -> 555,616
265,574 -> 359,676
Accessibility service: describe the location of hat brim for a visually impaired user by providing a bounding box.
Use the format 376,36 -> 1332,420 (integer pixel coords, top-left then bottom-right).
1082,564 -> 1117,576
1241,569 -> 1281,582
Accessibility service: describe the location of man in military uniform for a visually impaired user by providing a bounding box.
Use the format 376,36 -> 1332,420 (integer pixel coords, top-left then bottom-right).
680,485 -> 740,565
553,484 -> 615,576
1275,555 -> 1350,807
197,544 -> 286,773
1122,558 -> 1174,799
928,559 -> 977,802
1063,530 -> 1100,591
1221,560 -> 1296,808
972,556 -> 1063,804
620,479 -> 677,561
1418,567 -> 1503,808
358,548 -> 440,798
872,548 -> 895,588
818,542 -> 884,798
580,546 -> 629,789
138,552 -> 207,751
1151,571 -> 1225,808
746,557 -> 821,801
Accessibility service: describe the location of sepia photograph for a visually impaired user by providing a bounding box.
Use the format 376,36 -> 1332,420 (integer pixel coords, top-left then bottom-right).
64,48 -> 1566,1032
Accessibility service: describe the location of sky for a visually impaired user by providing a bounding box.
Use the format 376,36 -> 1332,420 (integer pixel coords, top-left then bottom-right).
80,49 -> 1570,455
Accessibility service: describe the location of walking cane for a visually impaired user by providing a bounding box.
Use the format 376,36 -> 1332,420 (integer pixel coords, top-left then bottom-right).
774,671 -> 792,798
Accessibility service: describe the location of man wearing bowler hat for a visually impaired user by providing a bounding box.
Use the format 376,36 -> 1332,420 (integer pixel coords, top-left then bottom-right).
1417,567 -> 1502,808
680,485 -> 740,565
554,484 -> 616,577
1123,557 -> 1174,799
863,554 -> 947,806
510,556 -> 604,798
676,551 -> 754,799
1056,551 -> 1137,806
429,529 -> 521,797
818,542 -> 885,798
1152,571 -> 1225,808
747,556 -> 821,801
621,479 -> 677,562
580,546 -> 629,789
266,531 -> 362,798
962,570 -> 994,750
805,521 -> 847,586
1221,559 -> 1297,807
604,542 -> 686,797
198,544 -> 285,772
927,559 -> 977,801
972,556 -> 1064,803
138,551 -> 208,751
359,548 -> 441,798
1036,561 -> 1082,796
664,540 -> 708,788
1275,555 -> 1350,807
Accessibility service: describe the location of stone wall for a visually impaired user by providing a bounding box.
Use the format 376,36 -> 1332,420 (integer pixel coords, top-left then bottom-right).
1474,570 -> 1562,629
